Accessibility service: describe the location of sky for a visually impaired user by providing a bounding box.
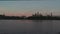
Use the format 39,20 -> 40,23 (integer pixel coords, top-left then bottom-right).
0,1 -> 60,16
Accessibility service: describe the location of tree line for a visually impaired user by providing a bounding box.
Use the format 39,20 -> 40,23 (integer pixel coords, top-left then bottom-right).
0,12 -> 60,20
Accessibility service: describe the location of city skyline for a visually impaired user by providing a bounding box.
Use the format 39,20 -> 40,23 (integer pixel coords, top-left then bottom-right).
0,1 -> 60,16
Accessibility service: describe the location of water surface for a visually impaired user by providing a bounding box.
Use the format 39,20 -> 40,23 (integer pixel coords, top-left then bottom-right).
0,20 -> 60,34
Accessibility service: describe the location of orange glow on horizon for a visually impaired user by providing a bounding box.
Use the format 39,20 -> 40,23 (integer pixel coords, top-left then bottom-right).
5,13 -> 32,16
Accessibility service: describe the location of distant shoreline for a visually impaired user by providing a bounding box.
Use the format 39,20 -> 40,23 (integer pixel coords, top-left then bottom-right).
0,12 -> 60,20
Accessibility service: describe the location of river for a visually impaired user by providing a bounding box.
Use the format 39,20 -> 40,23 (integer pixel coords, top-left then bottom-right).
0,20 -> 60,34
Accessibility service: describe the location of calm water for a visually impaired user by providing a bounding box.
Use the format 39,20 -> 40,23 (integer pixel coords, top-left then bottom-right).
0,20 -> 60,34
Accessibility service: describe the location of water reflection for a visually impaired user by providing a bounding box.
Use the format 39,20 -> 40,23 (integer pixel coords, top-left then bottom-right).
0,20 -> 60,34
46,20 -> 53,34
31,20 -> 43,34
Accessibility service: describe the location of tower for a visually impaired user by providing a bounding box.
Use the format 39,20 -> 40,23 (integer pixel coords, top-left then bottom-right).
36,12 -> 40,16
51,12 -> 52,16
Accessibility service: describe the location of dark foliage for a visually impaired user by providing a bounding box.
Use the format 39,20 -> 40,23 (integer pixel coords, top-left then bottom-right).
0,12 -> 60,20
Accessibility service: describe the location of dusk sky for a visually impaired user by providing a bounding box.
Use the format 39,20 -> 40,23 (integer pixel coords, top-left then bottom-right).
0,0 -> 60,16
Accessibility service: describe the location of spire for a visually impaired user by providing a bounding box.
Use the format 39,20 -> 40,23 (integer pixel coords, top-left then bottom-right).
51,12 -> 52,16
36,12 -> 40,16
